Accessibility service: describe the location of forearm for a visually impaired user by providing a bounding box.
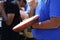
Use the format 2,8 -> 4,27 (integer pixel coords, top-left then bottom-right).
29,7 -> 35,17
0,3 -> 3,14
0,2 -> 7,21
28,0 -> 38,17
2,8 -> 7,21
32,17 -> 60,29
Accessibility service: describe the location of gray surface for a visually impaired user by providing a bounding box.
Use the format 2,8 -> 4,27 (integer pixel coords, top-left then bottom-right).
0,17 -> 2,27
0,0 -> 6,3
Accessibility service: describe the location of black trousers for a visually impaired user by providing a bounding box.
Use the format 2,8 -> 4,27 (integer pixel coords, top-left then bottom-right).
0,28 -> 2,40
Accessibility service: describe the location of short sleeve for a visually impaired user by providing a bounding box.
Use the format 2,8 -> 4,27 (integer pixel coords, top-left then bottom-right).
25,4 -> 30,12
50,0 -> 60,18
35,0 -> 41,15
4,2 -> 19,14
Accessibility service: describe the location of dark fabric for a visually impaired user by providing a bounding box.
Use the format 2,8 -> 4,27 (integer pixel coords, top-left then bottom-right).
3,1 -> 22,30
2,1 -> 22,40
25,38 -> 36,40
0,27 -> 2,40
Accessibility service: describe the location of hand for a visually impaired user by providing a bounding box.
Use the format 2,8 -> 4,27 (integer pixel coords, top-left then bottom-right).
29,0 -> 38,10
20,10 -> 29,20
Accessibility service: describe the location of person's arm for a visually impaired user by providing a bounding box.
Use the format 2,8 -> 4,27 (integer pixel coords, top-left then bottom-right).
32,17 -> 60,29
28,0 -> 38,17
0,2 -> 7,21
32,0 -> 60,29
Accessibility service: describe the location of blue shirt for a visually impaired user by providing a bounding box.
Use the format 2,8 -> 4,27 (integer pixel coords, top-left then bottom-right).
24,4 -> 30,12
31,0 -> 60,40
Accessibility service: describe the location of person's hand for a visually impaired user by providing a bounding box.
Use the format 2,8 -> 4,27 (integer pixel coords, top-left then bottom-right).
29,0 -> 38,10
20,10 -> 29,20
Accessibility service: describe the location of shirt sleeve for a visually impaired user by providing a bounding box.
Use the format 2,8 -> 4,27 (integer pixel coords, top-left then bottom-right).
25,4 -> 30,12
50,0 -> 60,18
4,2 -> 19,14
35,0 -> 41,15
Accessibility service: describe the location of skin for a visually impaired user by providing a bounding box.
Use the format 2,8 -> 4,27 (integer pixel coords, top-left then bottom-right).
1,2 -> 15,26
12,0 -> 60,32
29,0 -> 60,29
32,17 -> 60,29
0,2 -> 7,21
18,0 -> 29,20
